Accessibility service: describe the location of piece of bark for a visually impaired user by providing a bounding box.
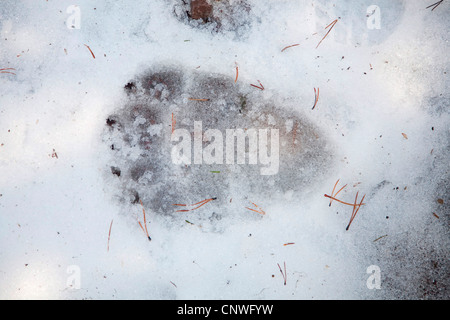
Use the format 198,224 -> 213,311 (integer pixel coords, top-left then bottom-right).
190,0 -> 213,21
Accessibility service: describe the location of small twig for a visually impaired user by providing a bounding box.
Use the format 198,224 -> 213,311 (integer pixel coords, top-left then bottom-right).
316,19 -> 338,49
312,87 -> 320,110
84,44 -> 95,59
426,0 -> 444,11
281,43 -> 300,52
283,242 -> 295,246
235,64 -> 239,83
107,219 -> 113,252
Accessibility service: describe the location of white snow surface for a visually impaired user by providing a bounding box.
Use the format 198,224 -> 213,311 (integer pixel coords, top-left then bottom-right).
0,0 -> 448,299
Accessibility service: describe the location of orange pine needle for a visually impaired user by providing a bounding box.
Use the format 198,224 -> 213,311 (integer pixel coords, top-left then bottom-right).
250,80 -> 264,90
245,201 -> 265,215
173,197 -> 216,212
0,68 -> 16,75
84,44 -> 95,59
283,242 -> 295,246
324,194 -> 365,207
312,87 -> 320,110
235,66 -> 239,83
107,219 -> 113,252
346,193 -> 366,230
277,262 -> 287,285
316,19 -> 338,49
140,200 -> 151,240
329,179 -> 347,206
281,43 -> 300,52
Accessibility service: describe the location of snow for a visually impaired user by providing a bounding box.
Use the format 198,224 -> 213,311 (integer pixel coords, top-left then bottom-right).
0,0 -> 449,300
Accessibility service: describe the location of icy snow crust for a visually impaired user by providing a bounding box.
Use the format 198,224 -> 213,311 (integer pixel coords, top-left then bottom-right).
0,0 -> 449,300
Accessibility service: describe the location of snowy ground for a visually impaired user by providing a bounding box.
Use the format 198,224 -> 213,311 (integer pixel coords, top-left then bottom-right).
0,0 -> 448,300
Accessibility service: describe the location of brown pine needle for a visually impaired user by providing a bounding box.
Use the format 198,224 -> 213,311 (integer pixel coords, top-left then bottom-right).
324,194 -> 366,207
245,201 -> 265,215
250,80 -> 264,90
0,68 -> 16,75
188,98 -> 209,101
277,262 -> 287,285
138,221 -> 146,233
107,219 -> 113,252
334,184 -> 347,199
173,197 -> 217,212
139,200 -> 151,240
329,179 -> 339,206
426,0 -> 444,11
316,19 -> 338,49
312,87 -> 320,109
235,66 -> 239,83
373,234 -> 388,242
84,44 -> 95,59
281,43 -> 300,52
171,113 -> 176,133
346,193 -> 366,231
283,242 -> 295,246
329,179 -> 347,206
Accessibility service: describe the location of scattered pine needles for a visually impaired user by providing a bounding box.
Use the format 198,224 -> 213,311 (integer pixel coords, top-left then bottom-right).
325,179 -> 366,230
0,68 -> 16,75
173,197 -> 217,212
